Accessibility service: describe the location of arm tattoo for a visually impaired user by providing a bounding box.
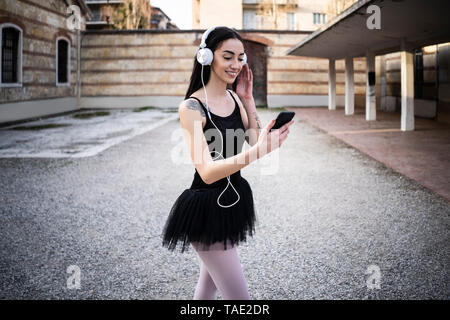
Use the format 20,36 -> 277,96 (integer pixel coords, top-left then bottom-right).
252,111 -> 262,130
185,98 -> 206,118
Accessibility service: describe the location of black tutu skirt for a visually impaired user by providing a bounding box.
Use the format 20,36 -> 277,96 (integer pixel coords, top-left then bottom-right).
161,173 -> 256,253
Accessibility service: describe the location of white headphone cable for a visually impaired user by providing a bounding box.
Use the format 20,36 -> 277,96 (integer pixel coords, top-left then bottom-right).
201,64 -> 240,208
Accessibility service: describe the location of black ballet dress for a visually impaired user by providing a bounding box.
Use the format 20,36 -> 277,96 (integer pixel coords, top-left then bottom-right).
161,89 -> 257,253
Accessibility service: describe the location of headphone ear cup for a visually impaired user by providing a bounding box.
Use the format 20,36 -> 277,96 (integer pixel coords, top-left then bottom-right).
241,53 -> 247,66
197,48 -> 214,66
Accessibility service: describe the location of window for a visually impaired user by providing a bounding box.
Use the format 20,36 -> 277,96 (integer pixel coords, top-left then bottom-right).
243,10 -> 257,29
287,12 -> 296,30
438,43 -> 449,83
313,13 -> 326,25
0,23 -> 23,87
90,7 -> 101,21
56,37 -> 70,86
414,49 -> 424,99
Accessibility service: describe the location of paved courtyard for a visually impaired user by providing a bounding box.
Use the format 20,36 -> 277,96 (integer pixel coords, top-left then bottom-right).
0,108 -> 448,299
287,106 -> 450,202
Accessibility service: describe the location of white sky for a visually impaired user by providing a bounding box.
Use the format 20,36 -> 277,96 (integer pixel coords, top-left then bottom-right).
151,0 -> 193,29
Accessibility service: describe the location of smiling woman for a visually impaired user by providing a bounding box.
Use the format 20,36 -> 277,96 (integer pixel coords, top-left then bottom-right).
160,26 -> 294,301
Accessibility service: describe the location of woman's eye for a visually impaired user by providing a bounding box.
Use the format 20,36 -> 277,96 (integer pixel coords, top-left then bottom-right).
224,57 -> 243,62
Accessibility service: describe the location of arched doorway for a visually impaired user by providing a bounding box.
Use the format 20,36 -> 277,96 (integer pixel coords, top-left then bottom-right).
242,40 -> 268,108
233,39 -> 267,107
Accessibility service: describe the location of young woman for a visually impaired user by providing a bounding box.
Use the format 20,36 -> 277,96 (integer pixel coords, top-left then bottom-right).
161,26 -> 294,300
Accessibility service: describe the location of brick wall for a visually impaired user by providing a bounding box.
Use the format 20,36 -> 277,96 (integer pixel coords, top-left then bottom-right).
80,29 -> 367,107
0,0 -> 83,103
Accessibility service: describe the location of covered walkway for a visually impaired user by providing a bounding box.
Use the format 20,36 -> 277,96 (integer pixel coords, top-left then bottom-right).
286,0 -> 450,131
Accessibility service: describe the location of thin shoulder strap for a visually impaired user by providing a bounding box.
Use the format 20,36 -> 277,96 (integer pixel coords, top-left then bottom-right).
189,91 -> 236,113
226,89 -> 238,105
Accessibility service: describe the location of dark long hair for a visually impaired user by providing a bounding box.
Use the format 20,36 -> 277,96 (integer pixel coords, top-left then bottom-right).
184,27 -> 245,100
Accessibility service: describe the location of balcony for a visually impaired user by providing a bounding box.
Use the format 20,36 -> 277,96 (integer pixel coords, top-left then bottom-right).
86,13 -> 114,25
85,0 -> 123,3
243,0 -> 298,5
243,0 -> 298,11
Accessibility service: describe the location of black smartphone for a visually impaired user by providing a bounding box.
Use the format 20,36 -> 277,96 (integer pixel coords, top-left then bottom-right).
270,111 -> 295,132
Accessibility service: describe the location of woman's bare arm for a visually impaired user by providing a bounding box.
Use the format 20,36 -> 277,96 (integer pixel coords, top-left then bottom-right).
230,91 -> 261,147
179,99 -> 260,185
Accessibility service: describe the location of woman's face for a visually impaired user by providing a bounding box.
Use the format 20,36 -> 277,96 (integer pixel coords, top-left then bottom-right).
211,38 -> 245,84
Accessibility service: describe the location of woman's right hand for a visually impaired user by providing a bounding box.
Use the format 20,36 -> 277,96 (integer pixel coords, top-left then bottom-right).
256,118 -> 294,159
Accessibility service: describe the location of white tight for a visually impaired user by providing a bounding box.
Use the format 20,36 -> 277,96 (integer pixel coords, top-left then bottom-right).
192,241 -> 250,300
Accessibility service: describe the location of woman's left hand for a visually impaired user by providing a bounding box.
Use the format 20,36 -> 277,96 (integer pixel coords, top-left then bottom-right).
236,64 -> 253,101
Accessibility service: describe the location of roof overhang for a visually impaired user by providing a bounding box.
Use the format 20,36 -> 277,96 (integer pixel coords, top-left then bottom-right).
286,0 -> 450,59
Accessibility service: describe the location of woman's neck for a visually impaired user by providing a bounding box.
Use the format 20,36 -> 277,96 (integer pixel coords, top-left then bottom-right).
203,73 -> 228,102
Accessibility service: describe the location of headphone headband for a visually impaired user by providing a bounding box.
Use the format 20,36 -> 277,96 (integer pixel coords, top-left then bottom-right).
197,26 -> 247,66
200,26 -> 222,48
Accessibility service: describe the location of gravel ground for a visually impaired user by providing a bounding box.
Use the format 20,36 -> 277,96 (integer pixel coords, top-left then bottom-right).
0,109 -> 449,300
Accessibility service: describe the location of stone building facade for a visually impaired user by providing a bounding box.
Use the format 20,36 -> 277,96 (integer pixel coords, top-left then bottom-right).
192,0 -> 331,31
0,0 -> 91,124
80,29 -> 367,110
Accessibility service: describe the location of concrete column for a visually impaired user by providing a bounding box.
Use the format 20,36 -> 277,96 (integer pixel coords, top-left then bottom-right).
345,56 -> 354,115
77,29 -> 81,109
379,55 -> 387,111
401,50 -> 415,131
366,51 -> 376,120
328,59 -> 336,110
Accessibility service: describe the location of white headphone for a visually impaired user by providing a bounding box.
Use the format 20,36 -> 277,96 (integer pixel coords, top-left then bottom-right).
196,26 -> 247,66
197,26 -> 246,208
